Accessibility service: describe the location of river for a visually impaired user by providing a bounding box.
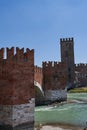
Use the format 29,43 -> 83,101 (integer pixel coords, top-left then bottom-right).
35,93 -> 87,129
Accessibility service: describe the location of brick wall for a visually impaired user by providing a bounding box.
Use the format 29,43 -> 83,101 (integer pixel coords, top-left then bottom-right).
0,47 -> 34,105
75,63 -> 87,86
42,61 -> 67,90
34,66 -> 43,86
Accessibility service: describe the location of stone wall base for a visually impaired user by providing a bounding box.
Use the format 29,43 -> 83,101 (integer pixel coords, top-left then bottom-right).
0,98 -> 35,128
45,89 -> 67,102
0,122 -> 34,130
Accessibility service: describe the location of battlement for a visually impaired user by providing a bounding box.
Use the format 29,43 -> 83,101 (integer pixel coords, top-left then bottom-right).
42,61 -> 65,68
7,47 -> 14,60
34,66 -> 42,73
0,47 -> 34,62
25,48 -> 34,60
60,37 -> 73,43
0,47 -> 34,106
0,48 -> 4,60
75,63 -> 87,67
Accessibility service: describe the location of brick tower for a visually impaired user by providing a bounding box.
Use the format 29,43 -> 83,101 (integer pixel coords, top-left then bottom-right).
60,38 -> 75,85
0,47 -> 35,130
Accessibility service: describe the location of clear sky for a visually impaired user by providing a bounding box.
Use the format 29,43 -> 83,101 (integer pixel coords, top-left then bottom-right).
0,0 -> 87,66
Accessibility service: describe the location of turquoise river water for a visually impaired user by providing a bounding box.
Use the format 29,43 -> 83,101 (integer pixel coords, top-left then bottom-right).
35,93 -> 87,127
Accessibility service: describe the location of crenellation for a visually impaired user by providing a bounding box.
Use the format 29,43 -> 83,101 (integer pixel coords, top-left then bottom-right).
42,61 -> 65,68
16,47 -> 24,61
26,48 -> 30,52
34,66 -> 42,73
0,48 -> 4,60
25,48 -> 34,61
26,48 -> 34,54
0,47 -> 34,62
42,61 -> 52,67
48,61 -> 52,67
60,37 -> 73,43
54,61 -> 57,65
17,47 -> 24,53
42,61 -> 46,68
7,47 -> 14,60
75,63 -> 87,67
80,63 -> 84,66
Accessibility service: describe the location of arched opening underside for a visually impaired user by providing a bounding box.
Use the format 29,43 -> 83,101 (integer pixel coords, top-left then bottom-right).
34,81 -> 45,106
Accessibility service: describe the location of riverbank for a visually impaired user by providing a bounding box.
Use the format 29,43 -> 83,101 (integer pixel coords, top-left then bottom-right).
68,87 -> 87,93
35,124 -> 84,130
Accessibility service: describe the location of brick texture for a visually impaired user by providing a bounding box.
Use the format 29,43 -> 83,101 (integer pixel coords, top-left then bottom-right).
0,47 -> 34,105
42,61 -> 67,90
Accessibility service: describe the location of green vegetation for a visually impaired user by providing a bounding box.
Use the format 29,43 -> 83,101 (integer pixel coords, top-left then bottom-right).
68,87 -> 87,93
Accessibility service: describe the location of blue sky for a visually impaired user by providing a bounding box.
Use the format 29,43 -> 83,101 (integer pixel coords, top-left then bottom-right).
0,0 -> 87,66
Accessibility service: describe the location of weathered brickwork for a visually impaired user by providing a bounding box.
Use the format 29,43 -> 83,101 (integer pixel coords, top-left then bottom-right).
75,63 -> 87,86
42,61 -> 67,102
42,61 -> 67,90
0,47 -> 35,129
60,38 -> 75,84
34,66 -> 43,86
0,47 -> 34,105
